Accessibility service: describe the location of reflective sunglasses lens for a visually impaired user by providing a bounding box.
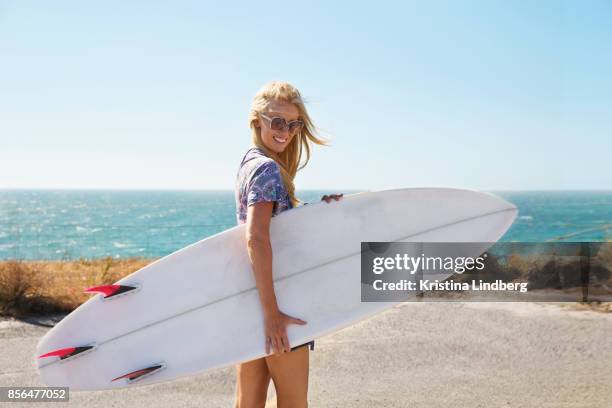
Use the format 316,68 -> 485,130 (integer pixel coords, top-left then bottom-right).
270,117 -> 286,131
289,121 -> 303,133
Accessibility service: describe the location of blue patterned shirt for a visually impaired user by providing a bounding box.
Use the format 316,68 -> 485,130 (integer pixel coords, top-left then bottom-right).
235,147 -> 293,225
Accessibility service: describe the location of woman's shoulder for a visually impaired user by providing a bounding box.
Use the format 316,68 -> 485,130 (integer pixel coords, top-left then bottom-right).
249,158 -> 281,185
240,148 -> 280,176
236,150 -> 281,196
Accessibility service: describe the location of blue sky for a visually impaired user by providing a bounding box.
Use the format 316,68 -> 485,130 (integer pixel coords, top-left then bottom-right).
1,0 -> 610,190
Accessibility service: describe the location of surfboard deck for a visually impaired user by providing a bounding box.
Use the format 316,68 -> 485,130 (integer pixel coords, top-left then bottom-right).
35,188 -> 517,390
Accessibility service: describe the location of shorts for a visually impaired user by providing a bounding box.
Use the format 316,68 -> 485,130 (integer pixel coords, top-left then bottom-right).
290,340 -> 315,352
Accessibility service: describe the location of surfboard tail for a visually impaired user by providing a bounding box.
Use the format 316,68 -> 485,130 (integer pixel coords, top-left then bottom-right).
111,363 -> 166,383
38,345 -> 95,360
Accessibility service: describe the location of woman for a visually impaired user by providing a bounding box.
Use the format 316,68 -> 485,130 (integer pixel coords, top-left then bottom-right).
234,81 -> 342,408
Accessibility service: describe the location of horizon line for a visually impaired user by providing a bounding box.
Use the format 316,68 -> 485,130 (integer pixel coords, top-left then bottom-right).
2,187 -> 612,193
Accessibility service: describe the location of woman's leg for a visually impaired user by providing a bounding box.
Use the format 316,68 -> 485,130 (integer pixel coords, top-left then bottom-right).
265,346 -> 309,408
234,357 -> 271,408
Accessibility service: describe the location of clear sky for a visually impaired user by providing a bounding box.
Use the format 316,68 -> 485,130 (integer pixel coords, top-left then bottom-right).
1,1 -> 610,191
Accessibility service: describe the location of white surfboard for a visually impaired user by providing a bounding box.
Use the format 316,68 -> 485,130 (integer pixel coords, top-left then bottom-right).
35,188 -> 517,390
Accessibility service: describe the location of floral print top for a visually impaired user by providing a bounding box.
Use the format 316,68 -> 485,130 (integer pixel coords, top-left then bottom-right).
235,147 -> 293,225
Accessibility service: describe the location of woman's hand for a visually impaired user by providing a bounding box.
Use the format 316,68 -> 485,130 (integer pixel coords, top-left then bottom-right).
321,193 -> 343,203
264,309 -> 307,355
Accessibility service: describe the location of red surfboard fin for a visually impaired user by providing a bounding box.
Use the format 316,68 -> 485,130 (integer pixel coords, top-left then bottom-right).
84,284 -> 138,299
38,345 -> 95,360
111,364 -> 165,382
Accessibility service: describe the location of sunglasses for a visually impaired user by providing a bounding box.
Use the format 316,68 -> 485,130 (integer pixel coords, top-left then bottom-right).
259,113 -> 304,134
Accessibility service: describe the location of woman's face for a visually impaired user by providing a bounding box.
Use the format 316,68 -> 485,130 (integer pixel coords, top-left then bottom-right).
257,100 -> 300,155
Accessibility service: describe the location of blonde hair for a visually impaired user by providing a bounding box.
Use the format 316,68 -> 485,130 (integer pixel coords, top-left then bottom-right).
249,81 -> 327,207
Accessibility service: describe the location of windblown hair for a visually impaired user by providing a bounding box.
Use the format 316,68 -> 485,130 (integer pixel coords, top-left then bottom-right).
249,81 -> 327,207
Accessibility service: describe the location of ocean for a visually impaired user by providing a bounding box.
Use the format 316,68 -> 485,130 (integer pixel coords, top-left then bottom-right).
1,190 -> 611,260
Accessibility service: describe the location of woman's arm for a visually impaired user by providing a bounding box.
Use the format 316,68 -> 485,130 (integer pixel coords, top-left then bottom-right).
246,201 -> 306,355
245,202 -> 279,315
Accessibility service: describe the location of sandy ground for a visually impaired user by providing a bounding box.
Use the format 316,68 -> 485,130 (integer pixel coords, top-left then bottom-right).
1,302 -> 611,408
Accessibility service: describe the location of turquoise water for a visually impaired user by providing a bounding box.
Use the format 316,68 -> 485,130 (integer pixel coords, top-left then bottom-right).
1,190 -> 611,260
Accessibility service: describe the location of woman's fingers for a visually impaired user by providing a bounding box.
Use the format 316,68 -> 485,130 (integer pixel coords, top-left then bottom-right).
270,334 -> 289,354
264,312 -> 309,355
271,336 -> 280,355
321,193 -> 344,203
284,312 -> 307,325
281,335 -> 290,352
290,317 -> 307,325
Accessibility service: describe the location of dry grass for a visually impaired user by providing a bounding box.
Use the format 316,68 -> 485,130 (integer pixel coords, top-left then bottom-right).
1,250 -> 611,318
0,258 -> 152,318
